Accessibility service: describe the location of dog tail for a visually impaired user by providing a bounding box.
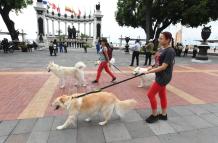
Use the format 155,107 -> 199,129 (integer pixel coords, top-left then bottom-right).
75,61 -> 86,70
115,99 -> 137,117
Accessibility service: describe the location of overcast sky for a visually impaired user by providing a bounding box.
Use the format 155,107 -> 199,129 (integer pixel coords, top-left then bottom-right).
0,0 -> 218,44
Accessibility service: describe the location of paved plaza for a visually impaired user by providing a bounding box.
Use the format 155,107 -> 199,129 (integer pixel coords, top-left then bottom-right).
1,48 -> 218,143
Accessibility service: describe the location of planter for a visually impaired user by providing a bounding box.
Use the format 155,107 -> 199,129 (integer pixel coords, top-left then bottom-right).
196,45 -> 209,60
196,25 -> 211,61
21,48 -> 28,52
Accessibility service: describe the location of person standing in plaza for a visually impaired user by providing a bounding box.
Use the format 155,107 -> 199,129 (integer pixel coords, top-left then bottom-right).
144,31 -> 176,123
83,39 -> 88,53
92,38 -> 116,83
192,45 -> 198,58
130,39 -> 141,66
144,39 -> 154,66
49,41 -> 54,56
96,39 -> 101,54
183,45 -> 189,57
63,41 -> 67,53
53,39 -> 58,56
59,41 -> 64,53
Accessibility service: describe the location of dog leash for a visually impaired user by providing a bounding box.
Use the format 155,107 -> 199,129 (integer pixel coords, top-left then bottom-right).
110,64 -> 131,77
72,73 -> 145,99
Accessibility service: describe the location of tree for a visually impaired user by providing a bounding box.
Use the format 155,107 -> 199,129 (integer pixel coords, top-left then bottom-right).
116,0 -> 218,42
0,0 -> 33,40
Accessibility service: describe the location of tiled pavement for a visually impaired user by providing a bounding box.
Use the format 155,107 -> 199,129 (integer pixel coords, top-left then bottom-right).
1,64 -> 218,120
1,105 -> 218,143
1,48 -> 218,142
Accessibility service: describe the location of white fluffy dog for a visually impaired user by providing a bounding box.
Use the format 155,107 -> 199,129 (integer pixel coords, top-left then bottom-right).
52,92 -> 137,130
132,67 -> 155,87
95,58 -> 116,71
47,61 -> 86,88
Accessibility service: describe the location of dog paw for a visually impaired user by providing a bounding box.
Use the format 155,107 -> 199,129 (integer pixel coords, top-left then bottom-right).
137,85 -> 144,88
56,125 -> 64,130
60,85 -> 65,89
85,118 -> 91,122
98,121 -> 107,126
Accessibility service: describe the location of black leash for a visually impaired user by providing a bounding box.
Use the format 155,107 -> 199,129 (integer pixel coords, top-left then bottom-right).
111,64 -> 131,76
72,73 -> 145,99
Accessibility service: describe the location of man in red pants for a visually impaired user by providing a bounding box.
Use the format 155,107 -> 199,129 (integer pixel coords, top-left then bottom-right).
144,32 -> 176,123
92,38 -> 116,83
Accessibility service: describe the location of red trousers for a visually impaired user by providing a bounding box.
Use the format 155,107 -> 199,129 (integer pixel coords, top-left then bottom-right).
96,61 -> 115,81
147,81 -> 167,110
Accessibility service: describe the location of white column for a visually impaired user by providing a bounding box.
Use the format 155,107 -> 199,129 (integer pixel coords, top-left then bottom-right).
89,22 -> 91,37
65,21 -> 67,35
58,20 -> 60,35
84,23 -> 86,35
93,18 -> 97,45
46,18 -> 49,36
52,20 -> 55,36
78,22 -> 80,34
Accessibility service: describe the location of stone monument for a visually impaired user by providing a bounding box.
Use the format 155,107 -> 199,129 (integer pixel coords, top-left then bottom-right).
196,25 -> 211,60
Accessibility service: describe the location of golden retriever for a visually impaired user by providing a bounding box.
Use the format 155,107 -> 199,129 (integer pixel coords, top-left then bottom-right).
52,92 -> 137,130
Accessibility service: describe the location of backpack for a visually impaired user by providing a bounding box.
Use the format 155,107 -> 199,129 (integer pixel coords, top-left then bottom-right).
103,44 -> 113,60
107,46 -> 113,60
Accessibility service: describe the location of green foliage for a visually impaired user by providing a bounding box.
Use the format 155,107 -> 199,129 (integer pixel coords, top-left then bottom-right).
0,0 -> 33,13
116,0 -> 218,39
0,0 -> 33,40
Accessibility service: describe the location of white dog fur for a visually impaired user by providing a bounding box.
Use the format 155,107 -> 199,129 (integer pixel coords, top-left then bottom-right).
52,92 -> 137,130
132,67 -> 155,87
47,61 -> 86,88
95,58 -> 116,71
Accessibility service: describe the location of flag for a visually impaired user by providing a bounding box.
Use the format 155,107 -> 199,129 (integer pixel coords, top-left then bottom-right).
77,9 -> 81,16
65,6 -> 77,16
49,2 -> 57,10
65,6 -> 72,13
42,0 -> 48,5
57,6 -> 60,13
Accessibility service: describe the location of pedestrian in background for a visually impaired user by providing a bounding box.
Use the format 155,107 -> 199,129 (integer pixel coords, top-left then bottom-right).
183,45 -> 189,57
144,39 -> 154,66
130,39 -> 141,66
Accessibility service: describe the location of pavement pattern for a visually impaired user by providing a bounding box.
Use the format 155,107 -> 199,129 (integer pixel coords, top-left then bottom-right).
0,48 -> 218,143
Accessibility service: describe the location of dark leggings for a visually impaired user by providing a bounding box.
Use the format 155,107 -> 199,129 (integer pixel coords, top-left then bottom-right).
131,51 -> 140,66
145,52 -> 152,65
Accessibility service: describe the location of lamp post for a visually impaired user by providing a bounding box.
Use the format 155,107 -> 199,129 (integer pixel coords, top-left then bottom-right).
125,37 -> 130,53
196,25 -> 211,61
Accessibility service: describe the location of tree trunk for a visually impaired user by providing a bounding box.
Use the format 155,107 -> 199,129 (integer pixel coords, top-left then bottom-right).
0,9 -> 19,41
152,21 -> 172,51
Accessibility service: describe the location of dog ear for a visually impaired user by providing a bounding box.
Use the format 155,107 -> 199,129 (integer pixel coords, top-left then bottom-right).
59,95 -> 68,104
59,98 -> 65,104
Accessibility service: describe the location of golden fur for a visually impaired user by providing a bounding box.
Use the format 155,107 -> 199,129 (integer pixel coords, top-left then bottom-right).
52,92 -> 137,130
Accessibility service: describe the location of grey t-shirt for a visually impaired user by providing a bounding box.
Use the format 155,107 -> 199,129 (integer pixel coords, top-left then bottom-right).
155,47 -> 176,86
